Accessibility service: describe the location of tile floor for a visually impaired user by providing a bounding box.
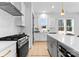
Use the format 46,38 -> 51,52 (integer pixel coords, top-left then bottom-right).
28,41 -> 50,57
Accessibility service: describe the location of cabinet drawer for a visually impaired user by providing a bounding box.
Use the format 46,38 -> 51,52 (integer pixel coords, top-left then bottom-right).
0,48 -> 12,57
8,43 -> 16,54
0,43 -> 16,57
8,52 -> 16,57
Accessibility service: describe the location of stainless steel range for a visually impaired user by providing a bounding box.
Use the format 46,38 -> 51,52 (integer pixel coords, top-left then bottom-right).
18,36 -> 28,48
17,35 -> 29,57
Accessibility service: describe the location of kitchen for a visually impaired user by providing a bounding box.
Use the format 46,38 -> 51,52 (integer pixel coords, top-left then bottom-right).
0,2 -> 32,57
0,2 -> 79,57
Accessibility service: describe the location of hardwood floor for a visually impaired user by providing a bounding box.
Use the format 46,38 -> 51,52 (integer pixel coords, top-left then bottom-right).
28,41 -> 50,57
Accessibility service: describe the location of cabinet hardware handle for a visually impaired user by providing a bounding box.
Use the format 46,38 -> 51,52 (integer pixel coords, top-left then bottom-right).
1,50 -> 11,57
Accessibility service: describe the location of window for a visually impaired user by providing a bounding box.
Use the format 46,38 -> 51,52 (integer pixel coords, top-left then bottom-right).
39,18 -> 47,26
66,19 -> 74,33
58,18 -> 74,33
66,19 -> 72,31
39,18 -> 47,29
58,20 -> 64,31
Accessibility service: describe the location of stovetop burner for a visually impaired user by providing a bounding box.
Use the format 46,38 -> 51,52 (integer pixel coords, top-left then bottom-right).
0,33 -> 28,41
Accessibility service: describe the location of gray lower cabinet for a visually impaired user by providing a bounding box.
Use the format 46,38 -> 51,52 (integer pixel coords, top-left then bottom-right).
47,35 -> 57,57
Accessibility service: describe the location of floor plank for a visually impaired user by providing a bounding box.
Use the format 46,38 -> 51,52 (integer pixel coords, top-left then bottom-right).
28,41 -> 50,57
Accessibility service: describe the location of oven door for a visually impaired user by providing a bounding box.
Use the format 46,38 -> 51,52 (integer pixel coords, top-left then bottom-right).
18,41 -> 29,57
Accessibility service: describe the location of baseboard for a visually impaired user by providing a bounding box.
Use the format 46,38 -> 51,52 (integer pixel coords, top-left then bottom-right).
34,41 -> 47,42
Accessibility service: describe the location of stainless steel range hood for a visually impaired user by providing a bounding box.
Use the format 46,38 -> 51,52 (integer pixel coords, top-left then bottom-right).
0,2 -> 23,16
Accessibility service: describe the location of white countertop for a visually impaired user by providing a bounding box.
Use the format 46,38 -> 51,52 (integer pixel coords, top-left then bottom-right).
48,34 -> 79,53
0,41 -> 17,52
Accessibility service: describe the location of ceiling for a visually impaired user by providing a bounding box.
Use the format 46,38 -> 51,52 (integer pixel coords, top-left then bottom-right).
32,2 -> 79,14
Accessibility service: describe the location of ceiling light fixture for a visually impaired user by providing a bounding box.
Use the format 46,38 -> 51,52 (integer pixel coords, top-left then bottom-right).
52,5 -> 54,8
61,2 -> 64,16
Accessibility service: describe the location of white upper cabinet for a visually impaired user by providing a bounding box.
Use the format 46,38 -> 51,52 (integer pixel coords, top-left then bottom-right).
14,2 -> 25,26
21,3 -> 25,26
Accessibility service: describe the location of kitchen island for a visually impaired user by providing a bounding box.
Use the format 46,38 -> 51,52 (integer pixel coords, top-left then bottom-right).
0,41 -> 16,57
47,34 -> 79,57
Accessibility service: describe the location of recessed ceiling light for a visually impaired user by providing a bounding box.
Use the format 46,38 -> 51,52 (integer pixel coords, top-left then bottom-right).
52,5 -> 54,8
42,11 -> 46,13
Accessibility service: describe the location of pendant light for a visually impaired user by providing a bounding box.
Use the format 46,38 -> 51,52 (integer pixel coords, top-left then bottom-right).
61,2 -> 64,16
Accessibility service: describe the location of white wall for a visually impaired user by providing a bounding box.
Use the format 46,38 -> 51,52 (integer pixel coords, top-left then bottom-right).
48,13 -> 79,35
0,2 -> 33,48
34,13 -> 58,32
34,15 -> 38,27
14,2 -> 33,48
33,13 -> 57,41
34,12 -> 79,36
0,9 -> 20,37
47,14 -> 58,32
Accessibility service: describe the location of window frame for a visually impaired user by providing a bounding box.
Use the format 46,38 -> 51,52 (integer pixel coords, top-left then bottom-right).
66,18 -> 74,34
58,18 -> 74,34
58,18 -> 65,34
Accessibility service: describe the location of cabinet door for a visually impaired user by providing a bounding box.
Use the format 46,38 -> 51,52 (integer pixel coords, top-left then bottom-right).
13,2 -> 25,26
34,33 -> 39,41
47,35 -> 51,48
0,43 -> 16,57
47,35 -> 57,57
47,35 -> 53,56
21,3 -> 25,26
52,38 -> 57,57
39,33 -> 47,41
